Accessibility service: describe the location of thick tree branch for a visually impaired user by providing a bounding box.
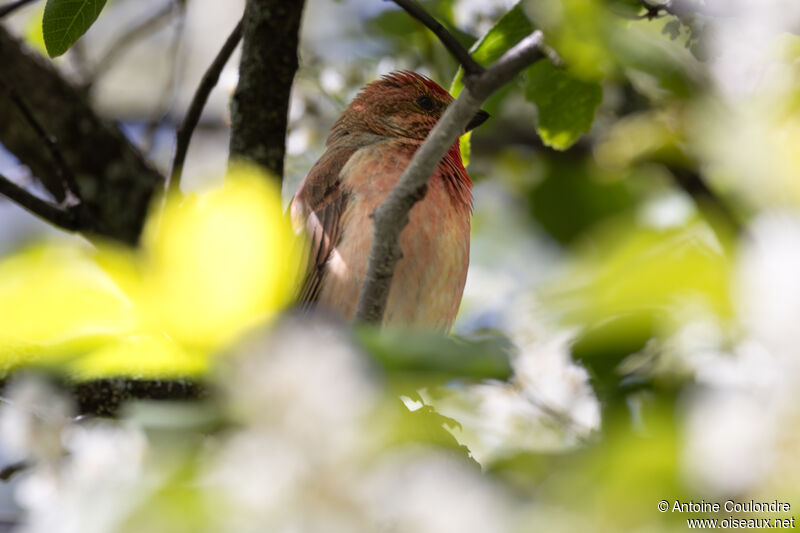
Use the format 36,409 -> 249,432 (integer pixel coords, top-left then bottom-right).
389,0 -> 484,76
228,0 -> 306,181
0,172 -> 79,230
0,78 -> 79,199
0,27 -> 164,244
355,32 -> 547,324
170,17 -> 243,192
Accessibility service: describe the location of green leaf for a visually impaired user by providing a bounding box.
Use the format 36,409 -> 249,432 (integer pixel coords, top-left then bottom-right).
42,0 -> 107,57
24,4 -> 47,55
525,60 -> 602,150
528,156 -> 635,244
459,131 -> 472,167
356,326 -> 513,381
379,398 -> 475,462
450,3 -> 534,98
449,3 -> 534,167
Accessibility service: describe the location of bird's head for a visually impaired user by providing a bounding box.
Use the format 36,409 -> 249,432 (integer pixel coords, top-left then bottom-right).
330,71 -> 489,143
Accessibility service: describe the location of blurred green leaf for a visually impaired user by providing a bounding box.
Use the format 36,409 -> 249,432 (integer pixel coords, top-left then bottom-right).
525,60 -> 603,150
0,168 -> 299,381
524,0 -> 698,99
605,0 -> 642,18
459,130 -> 472,167
572,312 -> 656,402
558,221 -> 733,322
662,20 -> 682,41
529,156 -> 636,245
42,0 -> 107,57
544,219 -> 732,404
123,454 -> 212,533
539,403 -> 686,530
487,450 -> 573,491
377,397 -> 475,462
23,4 -> 47,55
524,0 -> 614,81
124,400 -> 223,433
356,326 -> 512,380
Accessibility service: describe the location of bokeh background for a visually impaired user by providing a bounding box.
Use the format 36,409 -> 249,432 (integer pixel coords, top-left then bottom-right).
1,0 -> 800,531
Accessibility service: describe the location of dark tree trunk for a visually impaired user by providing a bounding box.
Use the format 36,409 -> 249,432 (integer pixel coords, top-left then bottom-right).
228,0 -> 306,182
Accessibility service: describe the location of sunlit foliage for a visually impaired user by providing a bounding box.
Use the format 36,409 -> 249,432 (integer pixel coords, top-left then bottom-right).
2,0 -> 800,531
0,165 -> 302,379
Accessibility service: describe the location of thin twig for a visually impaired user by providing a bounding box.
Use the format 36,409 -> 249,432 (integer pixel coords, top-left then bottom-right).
355,32 -> 546,323
140,0 -> 187,155
668,165 -> 743,241
0,78 -> 79,200
0,460 -> 30,482
170,17 -> 243,192
389,0 -> 484,76
91,0 -> 178,80
0,172 -> 79,230
520,388 -> 595,445
0,0 -> 38,18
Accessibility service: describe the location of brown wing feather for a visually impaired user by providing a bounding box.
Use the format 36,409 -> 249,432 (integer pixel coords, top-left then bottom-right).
290,146 -> 357,306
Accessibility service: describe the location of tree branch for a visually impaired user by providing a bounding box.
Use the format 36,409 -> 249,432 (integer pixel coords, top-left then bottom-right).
355,32 -> 547,324
0,460 -> 30,482
0,0 -> 38,18
0,172 -> 79,231
170,17 -> 243,192
388,0 -> 484,76
667,165 -> 743,241
228,0 -> 306,181
0,27 -> 164,244
0,77 -> 79,200
137,0 -> 187,155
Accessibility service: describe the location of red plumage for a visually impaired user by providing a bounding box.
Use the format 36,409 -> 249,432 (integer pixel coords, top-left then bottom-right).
291,71 -> 486,330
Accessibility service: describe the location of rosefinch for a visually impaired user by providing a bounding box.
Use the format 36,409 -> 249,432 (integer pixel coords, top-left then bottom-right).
291,71 -> 488,330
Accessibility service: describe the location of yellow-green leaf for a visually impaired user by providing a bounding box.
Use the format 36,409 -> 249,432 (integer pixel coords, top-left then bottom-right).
450,3 -> 534,167
450,4 -> 534,97
0,165 -> 305,380
24,4 -> 47,55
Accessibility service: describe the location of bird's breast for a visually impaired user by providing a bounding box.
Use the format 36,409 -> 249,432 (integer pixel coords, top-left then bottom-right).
316,141 -> 471,330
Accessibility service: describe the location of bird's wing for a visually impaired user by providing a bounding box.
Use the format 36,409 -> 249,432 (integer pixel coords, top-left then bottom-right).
290,146 -> 358,306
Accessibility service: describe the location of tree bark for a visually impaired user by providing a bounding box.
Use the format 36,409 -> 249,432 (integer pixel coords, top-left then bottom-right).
228,0 -> 306,182
0,26 -> 164,244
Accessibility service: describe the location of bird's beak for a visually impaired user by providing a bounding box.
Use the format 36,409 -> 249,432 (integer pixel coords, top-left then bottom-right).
465,109 -> 490,132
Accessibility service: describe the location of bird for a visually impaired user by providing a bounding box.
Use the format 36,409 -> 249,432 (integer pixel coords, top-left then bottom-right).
290,71 -> 489,331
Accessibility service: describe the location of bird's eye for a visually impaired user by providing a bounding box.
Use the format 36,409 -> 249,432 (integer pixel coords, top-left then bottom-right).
416,95 -> 435,111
